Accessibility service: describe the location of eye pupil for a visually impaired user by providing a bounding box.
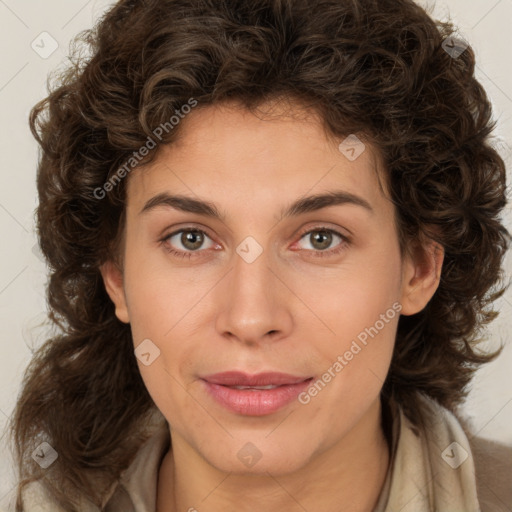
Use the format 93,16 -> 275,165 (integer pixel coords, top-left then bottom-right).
182,231 -> 204,250
311,231 -> 332,250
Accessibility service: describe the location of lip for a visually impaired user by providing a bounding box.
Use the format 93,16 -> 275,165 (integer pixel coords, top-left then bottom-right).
201,371 -> 313,416
202,371 -> 311,387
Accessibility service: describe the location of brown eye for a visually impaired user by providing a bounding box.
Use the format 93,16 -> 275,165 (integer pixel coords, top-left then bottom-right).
298,229 -> 344,252
163,229 -> 215,254
309,230 -> 333,250
293,227 -> 350,259
180,230 -> 205,250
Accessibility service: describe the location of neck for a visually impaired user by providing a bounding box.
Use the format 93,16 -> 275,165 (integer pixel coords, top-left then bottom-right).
157,398 -> 390,512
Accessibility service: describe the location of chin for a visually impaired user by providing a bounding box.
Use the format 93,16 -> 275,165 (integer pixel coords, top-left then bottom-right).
200,438 -> 316,477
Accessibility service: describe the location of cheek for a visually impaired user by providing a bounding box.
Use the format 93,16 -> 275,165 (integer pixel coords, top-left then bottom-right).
292,248 -> 402,342
135,349 -> 193,417
122,244 -> 206,341
291,251 -> 401,399
121,253 -> 212,413
296,289 -> 398,439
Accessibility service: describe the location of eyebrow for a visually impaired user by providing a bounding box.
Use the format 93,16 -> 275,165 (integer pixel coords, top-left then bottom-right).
139,190 -> 373,220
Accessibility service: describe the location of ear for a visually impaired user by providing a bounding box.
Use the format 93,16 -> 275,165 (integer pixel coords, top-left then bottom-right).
399,235 -> 444,316
99,260 -> 130,323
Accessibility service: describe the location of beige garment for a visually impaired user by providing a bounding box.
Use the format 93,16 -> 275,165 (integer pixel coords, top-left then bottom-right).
20,394 -> 512,511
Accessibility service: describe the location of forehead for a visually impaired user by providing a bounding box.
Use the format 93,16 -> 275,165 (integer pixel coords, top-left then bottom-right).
125,101 -> 390,217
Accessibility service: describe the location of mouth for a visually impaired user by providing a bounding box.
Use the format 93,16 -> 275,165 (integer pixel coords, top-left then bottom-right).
200,371 -> 314,416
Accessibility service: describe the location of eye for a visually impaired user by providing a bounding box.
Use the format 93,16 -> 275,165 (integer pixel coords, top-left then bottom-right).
160,226 -> 350,260
295,228 -> 349,257
161,228 -> 217,258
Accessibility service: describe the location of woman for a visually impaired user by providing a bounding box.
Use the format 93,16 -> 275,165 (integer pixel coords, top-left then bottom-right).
11,0 -> 511,510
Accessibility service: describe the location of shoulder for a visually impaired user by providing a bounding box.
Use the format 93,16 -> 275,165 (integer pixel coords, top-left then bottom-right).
20,481 -> 98,512
19,482 -> 63,512
413,394 -> 512,511
469,434 -> 512,512
17,410 -> 168,512
453,402 -> 512,511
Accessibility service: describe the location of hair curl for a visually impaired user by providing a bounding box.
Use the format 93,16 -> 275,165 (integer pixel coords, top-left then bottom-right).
11,0 -> 510,509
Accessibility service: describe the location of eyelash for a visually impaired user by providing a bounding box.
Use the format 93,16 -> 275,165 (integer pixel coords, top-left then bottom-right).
160,226 -> 350,260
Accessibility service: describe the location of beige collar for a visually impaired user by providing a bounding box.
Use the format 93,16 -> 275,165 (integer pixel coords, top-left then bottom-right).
102,394 -> 480,511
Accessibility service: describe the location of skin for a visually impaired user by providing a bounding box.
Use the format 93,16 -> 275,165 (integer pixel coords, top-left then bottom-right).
101,100 -> 444,512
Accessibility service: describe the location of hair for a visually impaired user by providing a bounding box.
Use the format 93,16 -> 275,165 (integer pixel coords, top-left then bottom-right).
10,0 -> 510,509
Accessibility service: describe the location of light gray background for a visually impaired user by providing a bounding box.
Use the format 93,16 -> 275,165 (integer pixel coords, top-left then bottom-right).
0,0 -> 511,510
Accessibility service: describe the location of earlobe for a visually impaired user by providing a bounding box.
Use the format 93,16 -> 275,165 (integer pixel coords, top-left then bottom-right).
399,239 -> 444,316
99,260 -> 130,324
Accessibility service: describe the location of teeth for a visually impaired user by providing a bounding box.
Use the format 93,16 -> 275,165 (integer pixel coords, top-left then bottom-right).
231,385 -> 280,390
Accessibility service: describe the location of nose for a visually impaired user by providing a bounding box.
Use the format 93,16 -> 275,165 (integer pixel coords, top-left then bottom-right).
214,242 -> 293,347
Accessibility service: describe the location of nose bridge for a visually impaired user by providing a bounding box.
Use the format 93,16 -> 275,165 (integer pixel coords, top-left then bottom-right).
233,240 -> 273,299
215,238 -> 292,344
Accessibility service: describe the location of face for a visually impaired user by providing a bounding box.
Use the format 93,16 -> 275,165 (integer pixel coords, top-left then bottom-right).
102,101 -> 441,476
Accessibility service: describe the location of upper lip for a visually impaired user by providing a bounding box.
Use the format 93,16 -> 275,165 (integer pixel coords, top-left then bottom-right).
201,371 -> 312,387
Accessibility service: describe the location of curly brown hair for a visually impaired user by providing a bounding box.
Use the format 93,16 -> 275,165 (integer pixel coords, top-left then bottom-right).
11,0 -> 510,509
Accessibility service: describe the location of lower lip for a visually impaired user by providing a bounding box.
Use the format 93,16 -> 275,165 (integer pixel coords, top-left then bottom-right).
202,379 -> 313,416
